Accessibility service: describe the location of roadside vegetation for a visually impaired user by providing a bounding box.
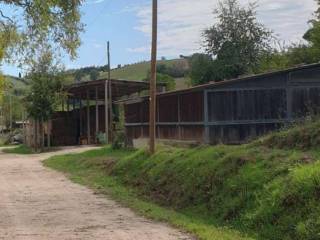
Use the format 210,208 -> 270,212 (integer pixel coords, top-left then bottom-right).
44,119 -> 320,240
2,145 -> 33,154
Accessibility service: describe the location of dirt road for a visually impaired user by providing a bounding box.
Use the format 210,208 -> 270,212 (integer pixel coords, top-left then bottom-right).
0,147 -> 192,240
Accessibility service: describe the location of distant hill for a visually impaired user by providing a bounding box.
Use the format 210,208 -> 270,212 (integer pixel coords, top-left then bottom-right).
4,75 -> 28,95
70,58 -> 191,90
110,59 -> 188,80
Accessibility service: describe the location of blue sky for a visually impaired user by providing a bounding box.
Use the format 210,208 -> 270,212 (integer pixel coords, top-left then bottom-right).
2,0 -> 317,76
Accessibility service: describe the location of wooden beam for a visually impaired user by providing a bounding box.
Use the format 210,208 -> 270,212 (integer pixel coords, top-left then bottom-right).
47,120 -> 51,148
87,90 -> 91,144
72,98 -> 76,111
67,98 -> 70,112
204,90 -> 210,144
95,87 -> 99,143
286,73 -> 293,121
107,41 -> 113,143
105,80 -> 109,144
177,94 -> 181,140
79,96 -> 83,142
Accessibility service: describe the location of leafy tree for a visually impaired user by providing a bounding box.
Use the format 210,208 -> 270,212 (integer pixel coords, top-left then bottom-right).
0,0 -> 83,63
74,70 -> 85,82
157,73 -> 176,91
25,51 -> 64,150
25,51 -> 63,122
0,1 -> 84,125
203,0 -> 273,80
189,53 -> 214,86
145,71 -> 176,91
156,61 -> 189,78
304,1 -> 320,48
89,69 -> 100,81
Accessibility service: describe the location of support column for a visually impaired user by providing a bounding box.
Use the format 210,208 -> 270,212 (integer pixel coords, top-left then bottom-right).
95,87 -> 99,143
79,96 -> 83,143
177,94 -> 181,140
47,120 -> 51,148
108,79 -> 113,143
86,90 -> 91,144
157,98 -> 160,139
73,98 -> 76,111
105,80 -> 109,144
107,42 -> 113,143
67,98 -> 70,112
62,99 -> 65,112
286,73 -> 293,122
204,90 -> 210,144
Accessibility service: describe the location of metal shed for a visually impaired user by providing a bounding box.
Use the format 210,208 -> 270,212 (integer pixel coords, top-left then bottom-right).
124,63 -> 320,144
48,79 -> 161,146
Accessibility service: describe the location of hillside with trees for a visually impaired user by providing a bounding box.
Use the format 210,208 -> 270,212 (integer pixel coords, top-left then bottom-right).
69,58 -> 190,90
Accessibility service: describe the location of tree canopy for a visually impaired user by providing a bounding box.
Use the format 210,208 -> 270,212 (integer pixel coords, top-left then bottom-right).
190,0 -> 274,86
0,0 -> 83,64
25,51 -> 63,122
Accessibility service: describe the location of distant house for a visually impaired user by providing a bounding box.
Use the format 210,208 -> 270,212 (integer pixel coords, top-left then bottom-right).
123,63 -> 320,144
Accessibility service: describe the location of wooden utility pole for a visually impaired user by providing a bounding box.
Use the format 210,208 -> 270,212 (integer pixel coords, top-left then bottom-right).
107,41 -> 113,143
149,0 -> 158,154
104,80 -> 109,144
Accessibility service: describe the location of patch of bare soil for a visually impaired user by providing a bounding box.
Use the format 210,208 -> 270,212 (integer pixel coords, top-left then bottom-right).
0,147 -> 193,240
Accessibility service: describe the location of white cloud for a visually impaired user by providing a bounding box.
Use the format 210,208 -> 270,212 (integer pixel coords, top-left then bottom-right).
93,43 -> 104,49
84,0 -> 107,5
127,46 -> 150,53
130,0 -> 317,57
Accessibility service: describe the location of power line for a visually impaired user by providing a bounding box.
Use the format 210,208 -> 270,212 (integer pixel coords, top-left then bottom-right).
85,1 -> 111,27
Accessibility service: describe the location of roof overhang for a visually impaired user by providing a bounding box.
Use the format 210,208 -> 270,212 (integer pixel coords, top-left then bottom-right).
66,79 -> 163,100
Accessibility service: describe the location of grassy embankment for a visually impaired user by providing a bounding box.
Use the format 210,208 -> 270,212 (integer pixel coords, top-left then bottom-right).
44,120 -> 320,240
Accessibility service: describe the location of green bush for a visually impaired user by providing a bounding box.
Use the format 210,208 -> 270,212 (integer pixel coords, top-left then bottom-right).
96,132 -> 107,145
112,131 -> 126,149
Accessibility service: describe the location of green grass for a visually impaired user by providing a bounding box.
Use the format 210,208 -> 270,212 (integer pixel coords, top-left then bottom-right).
3,145 -> 33,154
44,120 -> 320,240
44,147 -> 252,240
5,75 -> 28,91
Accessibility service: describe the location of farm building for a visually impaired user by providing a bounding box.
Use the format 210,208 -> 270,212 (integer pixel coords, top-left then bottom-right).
27,79 -> 164,147
124,63 -> 320,144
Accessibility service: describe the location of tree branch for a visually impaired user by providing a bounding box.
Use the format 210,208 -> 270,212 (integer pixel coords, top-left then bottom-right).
0,9 -> 14,24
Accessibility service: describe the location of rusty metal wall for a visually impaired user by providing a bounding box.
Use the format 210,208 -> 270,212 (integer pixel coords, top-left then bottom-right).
180,92 -> 204,122
124,65 -> 320,145
125,91 -> 204,142
51,111 -> 78,146
51,105 -> 107,146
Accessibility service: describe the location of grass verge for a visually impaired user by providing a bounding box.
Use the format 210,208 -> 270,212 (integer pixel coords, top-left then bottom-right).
44,120 -> 320,240
2,145 -> 33,154
44,147 -> 252,240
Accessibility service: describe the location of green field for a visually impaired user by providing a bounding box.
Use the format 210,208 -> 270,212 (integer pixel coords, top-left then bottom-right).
99,58 -> 189,90
44,119 -> 320,240
5,75 -> 28,92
